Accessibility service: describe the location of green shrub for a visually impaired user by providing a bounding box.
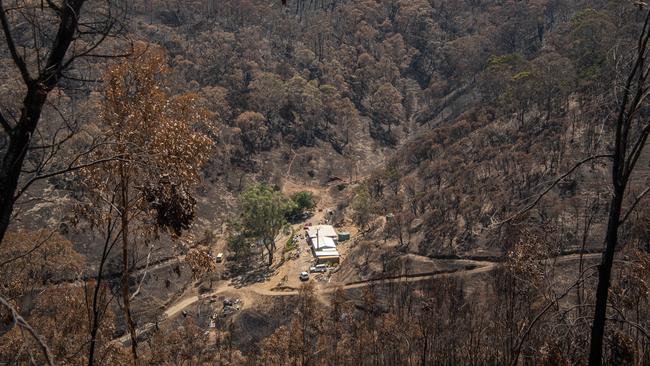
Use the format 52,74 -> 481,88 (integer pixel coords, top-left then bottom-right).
286,191 -> 316,220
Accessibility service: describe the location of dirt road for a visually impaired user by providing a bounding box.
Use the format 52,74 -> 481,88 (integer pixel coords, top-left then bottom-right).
113,176 -> 605,344
113,252 -> 601,344
160,252 -> 600,321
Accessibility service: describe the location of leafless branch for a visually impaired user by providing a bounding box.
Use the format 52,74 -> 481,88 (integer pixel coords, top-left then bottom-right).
620,185 -> 650,225
0,230 -> 55,267
60,75 -> 102,84
14,155 -> 128,202
0,0 -> 33,85
510,268 -> 597,366
44,0 -> 62,15
624,122 -> 650,179
606,317 -> 650,339
0,296 -> 55,366
61,23 -> 118,70
493,154 -> 613,227
130,245 -> 153,300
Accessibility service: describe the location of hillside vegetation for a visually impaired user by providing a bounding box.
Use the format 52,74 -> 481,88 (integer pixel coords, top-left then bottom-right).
1,0 -> 650,365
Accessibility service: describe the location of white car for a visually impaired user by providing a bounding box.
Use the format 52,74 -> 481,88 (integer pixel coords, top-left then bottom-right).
310,264 -> 328,273
299,271 -> 309,281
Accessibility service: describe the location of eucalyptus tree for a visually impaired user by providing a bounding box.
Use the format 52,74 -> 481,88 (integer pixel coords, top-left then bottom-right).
79,46 -> 212,364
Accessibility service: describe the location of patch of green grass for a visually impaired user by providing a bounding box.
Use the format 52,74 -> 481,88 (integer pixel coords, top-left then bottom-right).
284,229 -> 296,252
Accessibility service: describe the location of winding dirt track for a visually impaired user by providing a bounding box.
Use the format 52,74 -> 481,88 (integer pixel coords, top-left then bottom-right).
164,253 -> 601,317
113,253 -> 601,344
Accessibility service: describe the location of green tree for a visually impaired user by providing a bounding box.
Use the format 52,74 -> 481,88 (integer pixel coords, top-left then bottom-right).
240,184 -> 294,266
287,191 -> 316,220
480,53 -> 528,105
351,188 -> 373,231
227,220 -> 251,259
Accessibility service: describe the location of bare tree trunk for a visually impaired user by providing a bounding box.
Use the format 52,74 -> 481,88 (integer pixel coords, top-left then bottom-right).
119,166 -> 139,364
589,9 -> 650,364
88,215 -> 115,366
265,238 -> 274,266
0,0 -> 86,245
588,183 -> 625,365
0,88 -> 47,244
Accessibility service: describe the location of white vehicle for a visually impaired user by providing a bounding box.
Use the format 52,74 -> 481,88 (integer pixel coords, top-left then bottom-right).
299,271 -> 309,281
309,264 -> 328,273
215,253 -> 224,263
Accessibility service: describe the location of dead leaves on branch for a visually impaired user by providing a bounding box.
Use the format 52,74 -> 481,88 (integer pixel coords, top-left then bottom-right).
0,231 -> 128,365
78,44 -> 213,237
144,180 -> 197,237
505,226 -> 562,291
185,248 -> 217,279
0,230 -> 83,302
0,285 -> 127,365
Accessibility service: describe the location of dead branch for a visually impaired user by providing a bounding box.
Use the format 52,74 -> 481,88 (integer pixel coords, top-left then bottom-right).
14,155 -> 129,202
0,0 -> 32,85
510,268 -> 598,366
0,295 -> 55,366
0,230 -> 55,267
492,154 -> 613,227
620,185 -> 650,225
130,245 -> 153,301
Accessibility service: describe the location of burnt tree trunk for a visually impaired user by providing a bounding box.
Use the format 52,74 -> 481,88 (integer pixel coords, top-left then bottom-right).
119,165 -> 139,364
0,0 -> 86,245
0,87 -> 48,243
588,183 -> 625,365
588,9 -> 650,365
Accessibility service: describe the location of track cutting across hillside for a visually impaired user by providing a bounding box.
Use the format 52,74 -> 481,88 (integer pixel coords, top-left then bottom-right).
163,253 -> 600,316
112,252 -> 602,345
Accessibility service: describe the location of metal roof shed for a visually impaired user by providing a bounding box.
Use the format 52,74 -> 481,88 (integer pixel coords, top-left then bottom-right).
312,236 -> 336,250
306,225 -> 338,240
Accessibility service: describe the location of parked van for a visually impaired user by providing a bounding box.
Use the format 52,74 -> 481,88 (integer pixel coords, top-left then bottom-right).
310,264 -> 328,273
216,253 -> 224,263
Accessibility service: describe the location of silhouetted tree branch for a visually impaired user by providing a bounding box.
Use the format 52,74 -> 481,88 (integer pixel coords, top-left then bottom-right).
493,154 -> 613,227
589,7 -> 650,366
0,0 -> 127,246
0,295 -> 55,366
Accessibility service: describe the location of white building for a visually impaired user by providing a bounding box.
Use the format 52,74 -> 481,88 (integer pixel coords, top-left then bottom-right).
306,225 -> 340,263
306,225 -> 338,242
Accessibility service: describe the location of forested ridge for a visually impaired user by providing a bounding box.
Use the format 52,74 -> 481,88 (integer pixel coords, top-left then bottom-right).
1,0 -> 650,365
